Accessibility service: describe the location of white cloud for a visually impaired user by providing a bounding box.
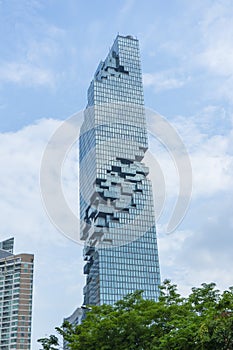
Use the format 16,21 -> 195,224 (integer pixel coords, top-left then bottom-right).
147,107 -> 233,202
171,106 -> 233,196
0,118 -> 81,244
0,62 -> 55,87
141,1 -> 233,104
0,108 -> 232,347
153,100 -> 233,295
1,0 -> 233,347
158,191 -> 233,295
143,71 -> 189,92
189,1 -> 233,103
197,1 -> 233,76
0,4 -> 68,89
0,23 -> 67,88
191,137 -> 233,196
0,118 -> 84,349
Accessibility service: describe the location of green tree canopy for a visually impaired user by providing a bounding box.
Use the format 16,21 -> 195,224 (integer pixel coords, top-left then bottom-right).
38,280 -> 233,350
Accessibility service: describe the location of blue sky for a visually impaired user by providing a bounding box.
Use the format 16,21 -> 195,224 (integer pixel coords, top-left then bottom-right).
0,0 -> 233,348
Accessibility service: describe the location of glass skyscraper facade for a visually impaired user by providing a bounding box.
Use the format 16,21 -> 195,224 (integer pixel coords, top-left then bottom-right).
79,35 -> 160,306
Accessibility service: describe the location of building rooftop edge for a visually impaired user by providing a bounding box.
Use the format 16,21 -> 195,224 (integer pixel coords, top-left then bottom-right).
86,33 -> 138,100
64,306 -> 83,321
116,34 -> 138,41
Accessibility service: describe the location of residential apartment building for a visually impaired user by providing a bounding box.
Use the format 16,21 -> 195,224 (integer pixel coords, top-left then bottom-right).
0,238 -> 34,350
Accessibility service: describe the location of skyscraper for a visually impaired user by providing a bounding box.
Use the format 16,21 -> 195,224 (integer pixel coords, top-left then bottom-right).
79,35 -> 160,306
0,238 -> 34,350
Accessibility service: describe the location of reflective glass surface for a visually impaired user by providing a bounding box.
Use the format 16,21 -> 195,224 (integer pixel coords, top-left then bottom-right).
80,35 -> 160,305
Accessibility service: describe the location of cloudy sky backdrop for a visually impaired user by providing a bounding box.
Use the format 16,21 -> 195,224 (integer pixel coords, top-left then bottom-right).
0,0 -> 233,348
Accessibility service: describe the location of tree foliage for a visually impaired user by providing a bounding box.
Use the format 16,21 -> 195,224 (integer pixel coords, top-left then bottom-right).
38,335 -> 59,350
38,280 -> 233,350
